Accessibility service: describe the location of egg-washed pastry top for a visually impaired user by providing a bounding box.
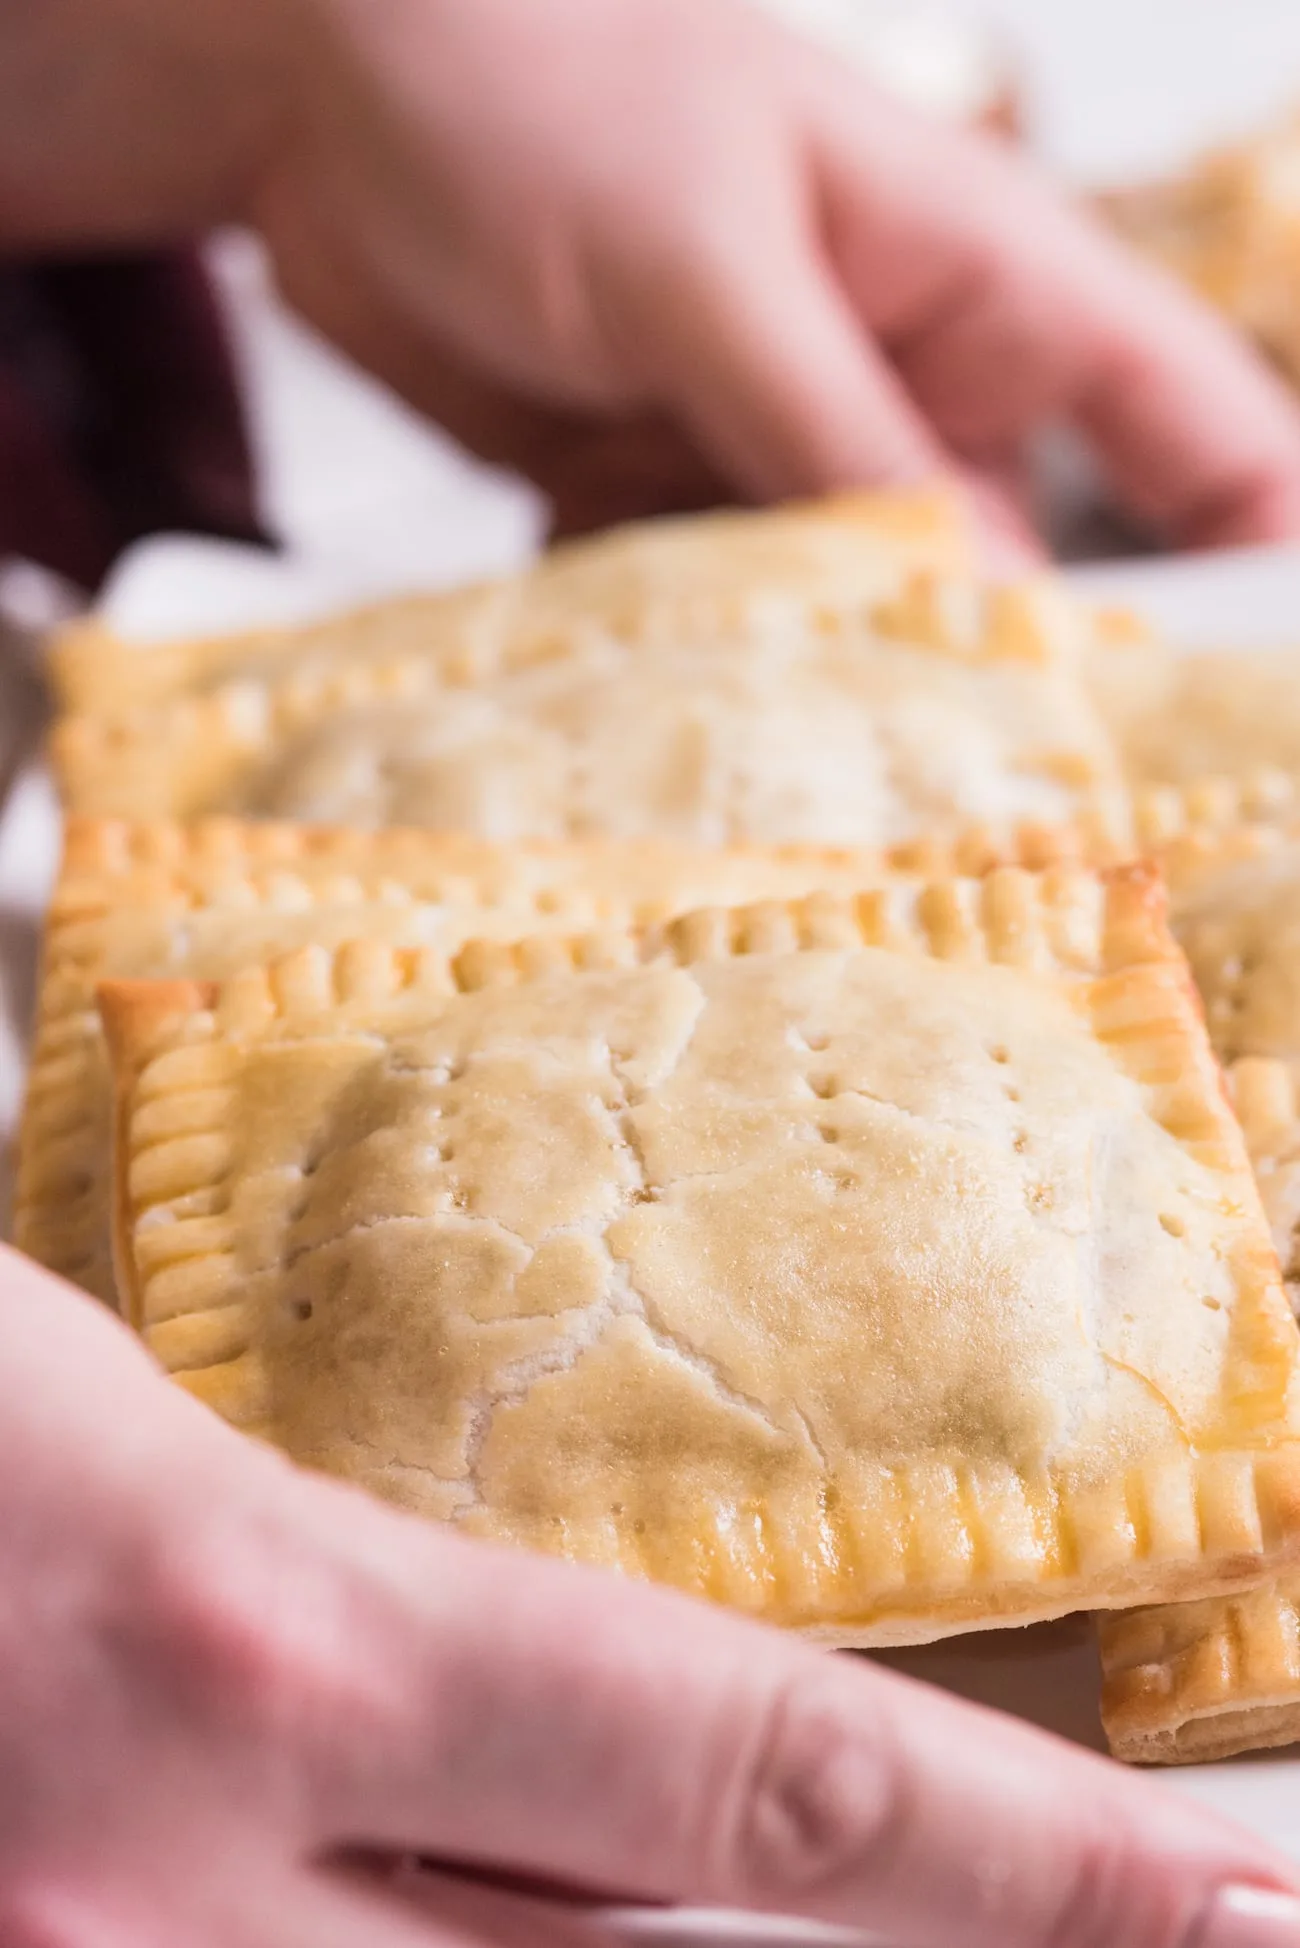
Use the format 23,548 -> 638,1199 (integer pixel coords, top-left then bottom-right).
1097,820 -> 1300,1767
1157,820 -> 1300,1300
100,865 -> 1300,1648
26,785 -> 1253,1311
19,791 -> 1262,1311
52,485 -> 970,716
53,572 -> 1128,852
19,817 -> 913,1305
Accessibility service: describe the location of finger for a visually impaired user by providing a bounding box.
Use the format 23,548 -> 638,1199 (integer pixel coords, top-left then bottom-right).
267,228 -> 732,534
303,1515 -> 1300,1948
810,87 -> 1300,547
1073,261 -> 1300,547
961,461 -> 1044,569
249,1868 -> 484,1948
379,1859 -> 626,1948
243,1860 -> 590,1948
272,1870 -> 491,1948
285,201 -> 1015,555
20,1860 -> 491,1948
607,200 -> 946,503
609,213 -> 1045,566
533,417 -> 735,537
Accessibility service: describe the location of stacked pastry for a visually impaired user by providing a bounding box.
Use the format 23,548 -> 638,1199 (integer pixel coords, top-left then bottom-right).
21,486 -> 1300,1769
1082,620 -> 1300,1760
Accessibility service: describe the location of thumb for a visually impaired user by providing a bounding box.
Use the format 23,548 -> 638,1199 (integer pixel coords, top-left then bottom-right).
623,217 -> 1035,565
306,1521 -> 1300,1948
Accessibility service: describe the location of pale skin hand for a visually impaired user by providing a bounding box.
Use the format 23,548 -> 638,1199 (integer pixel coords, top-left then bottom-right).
4,9 -> 1300,1944
237,0 -> 1300,548
0,1245 -> 1297,1948
3,0 -> 1300,546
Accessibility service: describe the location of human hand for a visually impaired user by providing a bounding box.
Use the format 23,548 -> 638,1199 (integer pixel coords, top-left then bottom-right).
237,0 -> 1300,548
2,1245 -> 1298,1948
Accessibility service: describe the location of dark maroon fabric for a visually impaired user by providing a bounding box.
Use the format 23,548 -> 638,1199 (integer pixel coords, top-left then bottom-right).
0,250 -> 268,590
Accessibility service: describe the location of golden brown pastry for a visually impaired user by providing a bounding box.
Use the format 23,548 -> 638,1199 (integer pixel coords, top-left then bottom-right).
1098,820 -> 1300,1762
1159,820 -> 1300,1291
1101,1578 -> 1300,1764
18,816 -> 916,1305
22,783 -> 1247,1316
51,486 -> 970,716
99,867 -> 1300,1648
51,571 -> 1129,853
17,784 -> 1266,1304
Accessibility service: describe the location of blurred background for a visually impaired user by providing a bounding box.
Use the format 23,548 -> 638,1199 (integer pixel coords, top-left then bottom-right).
191,0 -> 1300,607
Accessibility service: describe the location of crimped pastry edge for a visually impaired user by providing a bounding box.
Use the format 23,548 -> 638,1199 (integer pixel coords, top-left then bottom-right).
50,486 -> 971,714
96,865 -> 1300,1646
1099,1577 -> 1300,1764
49,567 -> 1113,821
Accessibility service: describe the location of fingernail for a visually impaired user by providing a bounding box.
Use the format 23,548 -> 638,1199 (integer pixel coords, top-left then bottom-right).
1192,1886 -> 1300,1947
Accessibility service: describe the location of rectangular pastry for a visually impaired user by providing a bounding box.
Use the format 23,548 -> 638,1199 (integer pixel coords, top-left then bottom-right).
1099,819 -> 1300,1762
51,486 -> 969,716
24,806 -> 1144,1308
51,570 -> 1130,852
98,865 -> 1300,1646
1102,1578 -> 1300,1765
20,787 -> 1245,1309
18,816 -> 909,1305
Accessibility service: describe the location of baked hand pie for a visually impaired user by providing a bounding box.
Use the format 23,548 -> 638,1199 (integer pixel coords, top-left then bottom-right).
27,802 -> 1168,1310
17,791 -> 1252,1312
51,486 -> 969,717
1102,1576 -> 1300,1765
1097,820 -> 1300,1762
18,815 -> 917,1307
52,571 -> 1130,852
98,866 -> 1300,1647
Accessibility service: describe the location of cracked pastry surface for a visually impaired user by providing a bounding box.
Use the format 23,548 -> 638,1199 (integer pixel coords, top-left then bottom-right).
51,486 -> 969,716
100,868 -> 1300,1646
52,572 -> 1129,851
25,797 -> 1213,1309
17,817 -> 905,1305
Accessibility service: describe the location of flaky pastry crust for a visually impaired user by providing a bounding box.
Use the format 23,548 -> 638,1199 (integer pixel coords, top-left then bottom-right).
18,818 -> 917,1304
21,793 -> 1283,1307
51,487 -> 969,716
1097,821 -> 1300,1766
1100,1577 -> 1300,1763
1159,821 -> 1300,1297
98,866 -> 1300,1647
51,571 -> 1128,850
